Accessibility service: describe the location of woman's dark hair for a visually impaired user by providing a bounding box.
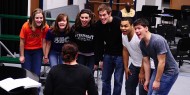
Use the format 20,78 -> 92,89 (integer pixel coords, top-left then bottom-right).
52,13 -> 70,35
74,9 -> 96,29
62,42 -> 78,63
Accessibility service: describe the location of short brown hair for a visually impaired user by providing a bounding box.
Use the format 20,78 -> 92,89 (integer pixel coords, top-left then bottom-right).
62,42 -> 78,63
98,4 -> 112,14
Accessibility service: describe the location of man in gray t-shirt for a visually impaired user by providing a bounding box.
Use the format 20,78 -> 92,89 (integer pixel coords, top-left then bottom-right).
133,18 -> 179,95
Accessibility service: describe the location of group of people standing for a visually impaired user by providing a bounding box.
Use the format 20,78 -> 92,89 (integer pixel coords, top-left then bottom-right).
19,3 -> 179,95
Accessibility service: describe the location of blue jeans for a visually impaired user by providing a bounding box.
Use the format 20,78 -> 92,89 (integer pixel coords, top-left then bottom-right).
77,54 -> 95,72
125,63 -> 147,95
49,50 -> 63,67
22,48 -> 43,77
148,70 -> 179,95
102,54 -> 124,95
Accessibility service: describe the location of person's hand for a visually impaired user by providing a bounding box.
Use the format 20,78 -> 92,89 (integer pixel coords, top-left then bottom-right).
139,71 -> 145,84
144,80 -> 149,91
99,61 -> 103,70
19,56 -> 25,63
152,80 -> 160,90
43,57 -> 49,64
125,68 -> 132,80
94,65 -> 99,70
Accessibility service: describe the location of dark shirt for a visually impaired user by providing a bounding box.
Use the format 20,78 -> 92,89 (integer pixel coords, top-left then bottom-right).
70,25 -> 95,53
43,64 -> 98,95
140,34 -> 179,75
95,17 -> 123,63
45,29 -> 71,52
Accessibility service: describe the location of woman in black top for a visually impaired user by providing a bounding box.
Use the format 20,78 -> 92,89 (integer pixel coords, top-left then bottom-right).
70,9 -> 98,72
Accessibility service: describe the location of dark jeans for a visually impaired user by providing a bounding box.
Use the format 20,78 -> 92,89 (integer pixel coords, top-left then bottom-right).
77,54 -> 95,73
22,48 -> 43,77
102,54 -> 124,95
125,63 -> 154,95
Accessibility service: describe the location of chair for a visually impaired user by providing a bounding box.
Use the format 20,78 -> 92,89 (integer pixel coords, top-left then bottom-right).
181,5 -> 190,20
165,24 -> 177,45
156,24 -> 177,46
156,24 -> 166,37
176,20 -> 190,38
176,37 -> 190,68
161,8 -> 175,24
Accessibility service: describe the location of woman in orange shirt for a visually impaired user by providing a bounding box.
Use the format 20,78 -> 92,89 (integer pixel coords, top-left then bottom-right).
19,8 -> 49,77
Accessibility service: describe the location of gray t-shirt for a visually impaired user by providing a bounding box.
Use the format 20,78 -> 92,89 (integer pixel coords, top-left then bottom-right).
140,34 -> 179,75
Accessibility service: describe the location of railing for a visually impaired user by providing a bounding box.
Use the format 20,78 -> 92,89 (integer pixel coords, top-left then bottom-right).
0,14 -> 74,64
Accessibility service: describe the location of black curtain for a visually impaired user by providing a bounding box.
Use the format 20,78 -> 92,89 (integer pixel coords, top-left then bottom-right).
0,0 -> 28,56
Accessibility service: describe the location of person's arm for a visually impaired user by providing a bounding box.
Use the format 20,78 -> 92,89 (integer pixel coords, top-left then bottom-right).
131,9 -> 135,17
42,38 -> 46,56
87,73 -> 98,95
139,60 -> 145,84
94,23 -> 104,67
123,46 -> 131,80
19,38 -> 25,63
143,56 -> 151,91
153,54 -> 166,90
43,70 -> 53,95
43,40 -> 51,64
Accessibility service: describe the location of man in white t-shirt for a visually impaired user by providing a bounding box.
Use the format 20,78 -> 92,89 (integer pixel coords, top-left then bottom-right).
120,17 -> 154,95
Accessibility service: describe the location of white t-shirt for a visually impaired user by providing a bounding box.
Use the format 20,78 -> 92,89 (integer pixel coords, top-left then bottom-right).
122,33 -> 155,69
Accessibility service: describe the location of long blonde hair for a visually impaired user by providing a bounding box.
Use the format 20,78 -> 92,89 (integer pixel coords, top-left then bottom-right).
29,8 -> 46,32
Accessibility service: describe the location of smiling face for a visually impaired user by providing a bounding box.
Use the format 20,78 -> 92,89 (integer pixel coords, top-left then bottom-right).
34,13 -> 43,27
98,10 -> 111,24
80,13 -> 91,27
134,25 -> 148,40
58,17 -> 67,31
120,20 -> 133,35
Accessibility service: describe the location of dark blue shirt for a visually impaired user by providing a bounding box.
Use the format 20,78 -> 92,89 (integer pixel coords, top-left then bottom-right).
46,30 -> 70,52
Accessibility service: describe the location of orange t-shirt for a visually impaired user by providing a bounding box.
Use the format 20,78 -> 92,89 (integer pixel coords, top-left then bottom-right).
19,22 -> 49,50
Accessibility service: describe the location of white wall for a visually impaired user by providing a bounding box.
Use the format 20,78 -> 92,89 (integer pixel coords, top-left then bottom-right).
136,0 -> 162,11
43,0 -> 68,10
136,0 -> 145,11
28,0 -> 31,16
73,0 -> 86,10
43,0 -> 86,10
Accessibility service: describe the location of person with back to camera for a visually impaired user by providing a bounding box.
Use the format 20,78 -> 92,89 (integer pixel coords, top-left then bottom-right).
95,4 -> 124,95
19,8 -> 49,77
43,42 -> 98,95
134,18 -> 179,95
70,9 -> 98,72
120,2 -> 135,17
43,13 -> 71,67
120,17 -> 155,95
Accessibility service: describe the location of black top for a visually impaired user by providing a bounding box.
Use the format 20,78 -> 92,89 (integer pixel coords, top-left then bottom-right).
70,25 -> 95,53
43,64 -> 98,95
94,16 -> 123,63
